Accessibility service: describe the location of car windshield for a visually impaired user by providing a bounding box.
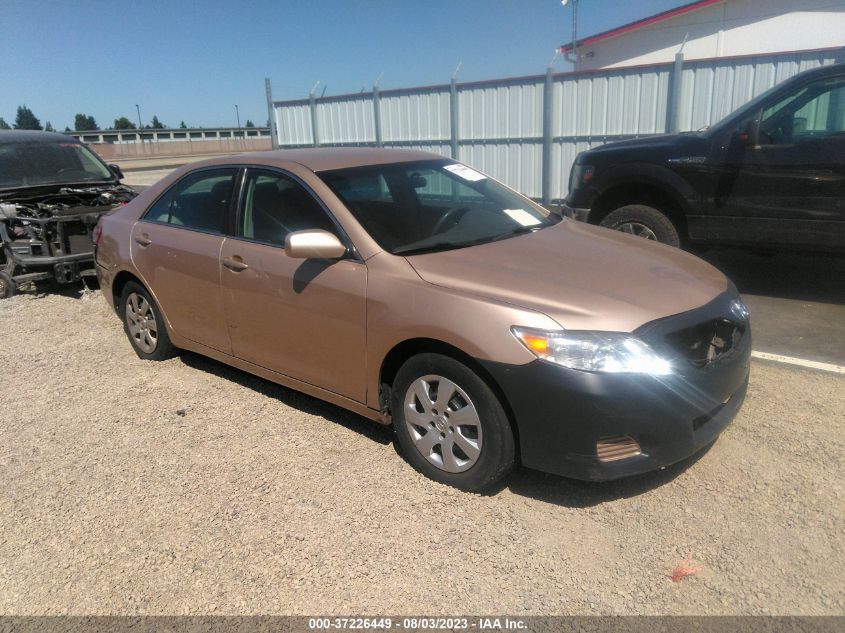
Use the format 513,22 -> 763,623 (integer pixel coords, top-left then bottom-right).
0,141 -> 114,189
320,159 -> 559,255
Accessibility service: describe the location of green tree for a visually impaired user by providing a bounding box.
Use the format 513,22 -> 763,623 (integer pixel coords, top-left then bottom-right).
0,117 -> 10,130
14,105 -> 42,130
64,126 -> 71,132
148,115 -> 166,129
245,119 -> 255,128
179,120 -> 187,129
74,113 -> 98,131
44,121 -> 55,132
113,117 -> 137,130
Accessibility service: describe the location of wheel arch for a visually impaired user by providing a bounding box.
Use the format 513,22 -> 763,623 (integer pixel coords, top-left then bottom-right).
110,269 -> 176,338
588,165 -> 695,240
111,269 -> 145,313
378,337 -> 521,453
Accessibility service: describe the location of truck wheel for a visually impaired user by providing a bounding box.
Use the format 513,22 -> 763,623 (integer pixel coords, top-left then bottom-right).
0,272 -> 14,299
392,353 -> 516,492
600,204 -> 681,247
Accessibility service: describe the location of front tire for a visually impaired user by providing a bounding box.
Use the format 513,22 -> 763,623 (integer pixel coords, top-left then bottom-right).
120,281 -> 175,361
600,204 -> 681,247
392,353 -> 516,492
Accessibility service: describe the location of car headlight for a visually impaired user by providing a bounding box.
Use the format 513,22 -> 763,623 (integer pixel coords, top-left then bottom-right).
730,298 -> 750,321
511,326 -> 672,375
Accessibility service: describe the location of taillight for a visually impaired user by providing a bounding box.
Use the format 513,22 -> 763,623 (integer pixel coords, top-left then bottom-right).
93,219 -> 104,247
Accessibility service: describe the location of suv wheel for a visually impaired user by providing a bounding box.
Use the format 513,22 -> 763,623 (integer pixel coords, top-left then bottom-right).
120,281 -> 175,361
392,353 -> 516,492
600,204 -> 681,247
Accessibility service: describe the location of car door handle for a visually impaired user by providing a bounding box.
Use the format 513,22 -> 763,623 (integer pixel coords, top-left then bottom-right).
222,256 -> 249,272
134,234 -> 152,247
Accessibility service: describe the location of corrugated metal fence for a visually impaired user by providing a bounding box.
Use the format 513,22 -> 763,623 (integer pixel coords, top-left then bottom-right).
270,47 -> 845,202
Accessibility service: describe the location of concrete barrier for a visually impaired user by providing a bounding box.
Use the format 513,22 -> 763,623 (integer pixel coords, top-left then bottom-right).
90,137 -> 272,160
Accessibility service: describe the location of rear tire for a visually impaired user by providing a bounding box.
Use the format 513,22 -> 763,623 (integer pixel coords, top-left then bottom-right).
120,281 -> 175,361
392,353 -> 516,492
600,204 -> 681,247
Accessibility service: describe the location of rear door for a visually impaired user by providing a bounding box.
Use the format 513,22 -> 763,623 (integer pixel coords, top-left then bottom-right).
219,168 -> 367,401
131,167 -> 238,354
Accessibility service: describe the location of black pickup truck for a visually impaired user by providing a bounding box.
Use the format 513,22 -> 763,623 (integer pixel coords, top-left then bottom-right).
563,63 -> 845,251
0,131 -> 136,298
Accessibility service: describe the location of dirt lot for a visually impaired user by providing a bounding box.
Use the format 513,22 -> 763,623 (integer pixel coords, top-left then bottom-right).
0,289 -> 843,615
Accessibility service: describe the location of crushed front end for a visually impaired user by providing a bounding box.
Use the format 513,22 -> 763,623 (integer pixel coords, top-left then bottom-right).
0,185 -> 136,297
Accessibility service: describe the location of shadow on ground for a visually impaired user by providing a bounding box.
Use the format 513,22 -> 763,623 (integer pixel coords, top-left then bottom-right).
181,350 -> 704,506
699,247 -> 845,304
178,351 -> 393,447
502,444 -> 711,508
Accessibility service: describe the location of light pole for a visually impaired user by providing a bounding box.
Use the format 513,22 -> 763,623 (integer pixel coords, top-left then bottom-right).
135,104 -> 143,129
235,104 -> 241,130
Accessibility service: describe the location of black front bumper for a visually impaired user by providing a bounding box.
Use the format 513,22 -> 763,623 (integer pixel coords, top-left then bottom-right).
560,202 -> 591,222
481,293 -> 752,481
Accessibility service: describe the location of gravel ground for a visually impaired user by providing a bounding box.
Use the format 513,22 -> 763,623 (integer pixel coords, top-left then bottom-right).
0,289 -> 843,615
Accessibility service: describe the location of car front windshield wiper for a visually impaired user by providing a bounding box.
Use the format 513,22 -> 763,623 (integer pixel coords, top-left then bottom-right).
393,240 -> 485,256
393,224 -> 549,256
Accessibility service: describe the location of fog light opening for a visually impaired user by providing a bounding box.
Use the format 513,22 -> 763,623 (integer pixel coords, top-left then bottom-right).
596,435 -> 642,462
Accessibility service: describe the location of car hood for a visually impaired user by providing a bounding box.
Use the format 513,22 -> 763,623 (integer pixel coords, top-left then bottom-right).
405,220 -> 730,332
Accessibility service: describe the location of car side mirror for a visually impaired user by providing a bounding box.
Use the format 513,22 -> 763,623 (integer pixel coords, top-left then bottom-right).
284,229 -> 347,259
109,163 -> 124,180
733,118 -> 757,146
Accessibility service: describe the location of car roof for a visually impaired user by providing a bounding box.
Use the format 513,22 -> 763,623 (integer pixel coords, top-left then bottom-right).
0,130 -> 80,145
183,147 -> 450,173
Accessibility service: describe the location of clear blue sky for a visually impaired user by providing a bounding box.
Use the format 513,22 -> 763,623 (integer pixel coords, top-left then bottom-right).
1,0 -> 685,130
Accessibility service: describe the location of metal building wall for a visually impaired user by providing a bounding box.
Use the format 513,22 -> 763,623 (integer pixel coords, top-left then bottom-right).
272,47 -> 845,202
677,49 -> 843,132
315,97 -> 375,144
276,102 -> 313,146
380,88 -> 451,143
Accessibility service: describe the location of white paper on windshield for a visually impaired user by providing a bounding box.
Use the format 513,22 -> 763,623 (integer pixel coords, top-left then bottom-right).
504,208 -> 542,227
443,163 -> 487,182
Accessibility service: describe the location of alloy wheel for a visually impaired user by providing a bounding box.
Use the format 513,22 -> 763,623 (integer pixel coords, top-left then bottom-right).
403,374 -> 483,473
125,292 -> 158,354
616,222 -> 658,240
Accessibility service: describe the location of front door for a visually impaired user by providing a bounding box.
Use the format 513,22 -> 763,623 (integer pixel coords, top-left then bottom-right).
130,167 -> 238,354
706,74 -> 845,248
219,168 -> 367,402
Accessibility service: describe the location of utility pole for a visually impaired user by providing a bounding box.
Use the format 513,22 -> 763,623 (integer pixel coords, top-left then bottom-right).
265,78 -> 278,149
135,104 -> 143,143
235,104 -> 241,131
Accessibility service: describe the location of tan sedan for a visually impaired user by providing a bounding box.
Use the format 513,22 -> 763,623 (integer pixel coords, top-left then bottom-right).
95,149 -> 750,491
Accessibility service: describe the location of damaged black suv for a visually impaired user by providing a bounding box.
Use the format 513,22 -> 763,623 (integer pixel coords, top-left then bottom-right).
0,131 -> 137,298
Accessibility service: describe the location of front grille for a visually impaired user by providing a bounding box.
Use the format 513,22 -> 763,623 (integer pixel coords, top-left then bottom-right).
664,318 -> 744,367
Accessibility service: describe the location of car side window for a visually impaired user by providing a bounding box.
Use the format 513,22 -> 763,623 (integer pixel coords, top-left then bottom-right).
238,169 -> 336,246
145,168 -> 237,233
759,77 -> 845,145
